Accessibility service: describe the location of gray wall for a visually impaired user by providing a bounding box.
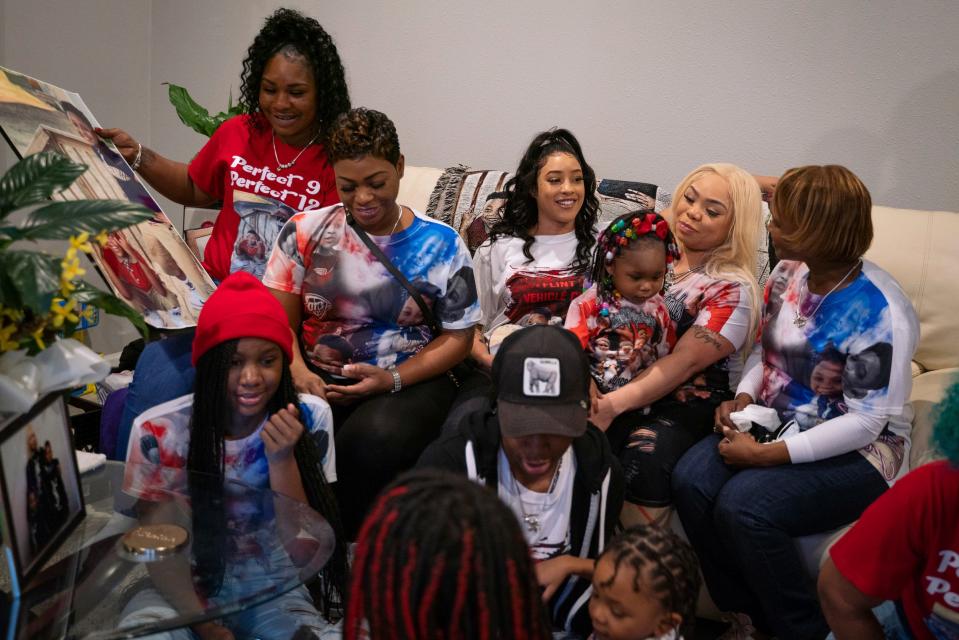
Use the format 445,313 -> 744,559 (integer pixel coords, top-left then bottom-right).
2,0 -> 958,352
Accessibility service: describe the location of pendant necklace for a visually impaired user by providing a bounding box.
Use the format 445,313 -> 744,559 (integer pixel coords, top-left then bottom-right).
513,456 -> 563,535
389,204 -> 404,235
665,263 -> 705,292
272,130 -> 321,171
793,260 -> 861,328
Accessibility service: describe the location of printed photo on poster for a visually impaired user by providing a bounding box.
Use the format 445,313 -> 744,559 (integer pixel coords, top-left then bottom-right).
0,65 -> 215,329
0,393 -> 84,585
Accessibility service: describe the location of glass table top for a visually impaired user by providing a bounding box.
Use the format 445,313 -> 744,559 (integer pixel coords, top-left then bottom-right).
1,461 -> 335,640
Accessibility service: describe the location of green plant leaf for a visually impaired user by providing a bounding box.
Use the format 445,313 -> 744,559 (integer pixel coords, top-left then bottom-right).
71,281 -> 149,337
0,250 -> 61,312
18,200 -> 155,241
165,82 -> 217,137
0,152 -> 87,219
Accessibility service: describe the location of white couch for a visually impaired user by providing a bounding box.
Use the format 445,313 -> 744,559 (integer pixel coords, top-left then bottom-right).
398,164 -> 959,581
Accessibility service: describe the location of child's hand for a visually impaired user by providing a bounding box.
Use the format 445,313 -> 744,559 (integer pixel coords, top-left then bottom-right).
262,403 -> 304,463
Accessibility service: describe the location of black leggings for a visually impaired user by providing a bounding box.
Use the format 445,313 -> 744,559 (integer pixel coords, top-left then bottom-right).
605,398 -> 718,507
329,374 -> 457,539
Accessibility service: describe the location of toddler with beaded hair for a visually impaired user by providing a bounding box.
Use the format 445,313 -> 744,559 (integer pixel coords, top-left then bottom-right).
589,525 -> 702,640
565,210 -> 679,398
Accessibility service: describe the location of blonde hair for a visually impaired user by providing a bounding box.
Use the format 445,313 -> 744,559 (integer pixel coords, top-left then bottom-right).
670,163 -> 763,347
772,165 -> 872,263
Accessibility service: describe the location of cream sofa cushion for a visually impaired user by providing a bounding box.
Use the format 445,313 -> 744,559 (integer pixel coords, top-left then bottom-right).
865,206 -> 959,373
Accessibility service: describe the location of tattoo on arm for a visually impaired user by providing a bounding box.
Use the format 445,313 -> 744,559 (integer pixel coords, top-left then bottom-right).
692,326 -> 723,351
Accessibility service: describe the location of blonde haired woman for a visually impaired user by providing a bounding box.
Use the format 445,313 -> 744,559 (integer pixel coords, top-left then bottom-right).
590,163 -> 764,526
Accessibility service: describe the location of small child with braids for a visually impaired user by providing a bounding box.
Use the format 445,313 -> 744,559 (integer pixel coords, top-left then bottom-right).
123,271 -> 345,639
589,525 -> 702,640
565,210 -> 679,397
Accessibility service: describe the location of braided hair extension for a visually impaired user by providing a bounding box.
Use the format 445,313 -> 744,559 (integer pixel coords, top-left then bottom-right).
344,470 -> 552,640
599,525 -> 702,638
487,128 -> 599,271
239,8 -> 350,143
933,376 -> 959,466
589,210 -> 681,308
186,339 -> 348,618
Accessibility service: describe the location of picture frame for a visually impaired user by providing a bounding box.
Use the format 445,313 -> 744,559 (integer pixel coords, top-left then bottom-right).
0,393 -> 84,595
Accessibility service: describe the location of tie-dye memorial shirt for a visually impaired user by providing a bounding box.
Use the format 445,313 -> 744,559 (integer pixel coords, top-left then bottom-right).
262,205 -> 481,375
565,285 -> 673,394
123,393 -> 335,596
749,259 -> 919,482
662,269 -> 755,403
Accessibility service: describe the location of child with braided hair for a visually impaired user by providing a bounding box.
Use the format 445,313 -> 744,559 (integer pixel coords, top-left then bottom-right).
565,210 -> 679,396
123,271 -> 345,639
589,525 -> 702,640
344,469 -> 552,640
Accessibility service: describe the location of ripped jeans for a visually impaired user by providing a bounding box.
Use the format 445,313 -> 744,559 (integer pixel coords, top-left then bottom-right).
605,398 -> 717,506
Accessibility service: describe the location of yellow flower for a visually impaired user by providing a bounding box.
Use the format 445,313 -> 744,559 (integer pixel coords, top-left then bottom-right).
69,232 -> 93,254
94,230 -> 109,247
50,297 -> 79,328
31,325 -> 46,350
0,323 -> 18,351
60,255 -> 85,282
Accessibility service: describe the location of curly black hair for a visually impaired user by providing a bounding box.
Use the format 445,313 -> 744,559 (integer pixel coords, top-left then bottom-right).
487,128 -> 599,271
239,8 -> 350,144
327,107 -> 400,165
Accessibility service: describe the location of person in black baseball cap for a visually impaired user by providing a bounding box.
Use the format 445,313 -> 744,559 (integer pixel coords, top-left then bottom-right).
418,324 -> 624,635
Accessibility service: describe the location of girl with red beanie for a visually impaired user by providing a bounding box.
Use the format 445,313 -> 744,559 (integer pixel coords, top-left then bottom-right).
123,271 -> 345,639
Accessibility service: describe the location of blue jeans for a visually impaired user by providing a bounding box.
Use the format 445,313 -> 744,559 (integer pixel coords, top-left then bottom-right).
116,331 -> 196,460
672,434 -> 888,640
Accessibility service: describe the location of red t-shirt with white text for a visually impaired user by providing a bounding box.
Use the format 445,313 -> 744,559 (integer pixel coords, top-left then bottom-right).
830,461 -> 959,639
188,115 -> 339,281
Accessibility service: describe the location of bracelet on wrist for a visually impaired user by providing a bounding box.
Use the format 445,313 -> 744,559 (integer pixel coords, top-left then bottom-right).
130,142 -> 143,171
388,364 -> 402,394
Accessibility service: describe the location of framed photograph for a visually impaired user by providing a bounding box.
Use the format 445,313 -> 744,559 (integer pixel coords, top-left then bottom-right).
0,393 -> 84,593
0,65 -> 215,330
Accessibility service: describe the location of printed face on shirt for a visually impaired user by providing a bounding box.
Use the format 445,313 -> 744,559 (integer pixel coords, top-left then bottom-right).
810,358 -> 844,398
226,338 -> 284,433
673,173 -> 733,253
842,342 -> 891,399
500,433 -> 573,490
533,152 -> 585,235
606,242 -> 667,305
589,554 -> 679,640
334,154 -> 405,235
258,52 -> 318,146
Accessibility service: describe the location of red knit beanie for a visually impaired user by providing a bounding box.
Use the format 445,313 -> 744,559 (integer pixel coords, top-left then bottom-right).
191,271 -> 293,366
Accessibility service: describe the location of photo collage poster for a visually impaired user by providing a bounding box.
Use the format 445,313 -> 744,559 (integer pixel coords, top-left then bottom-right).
0,65 -> 215,329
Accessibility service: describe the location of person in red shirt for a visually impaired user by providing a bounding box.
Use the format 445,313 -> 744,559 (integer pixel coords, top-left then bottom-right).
819,378 -> 959,639
99,8 -> 348,281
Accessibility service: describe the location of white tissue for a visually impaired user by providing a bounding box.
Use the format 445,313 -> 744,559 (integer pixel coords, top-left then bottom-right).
729,404 -> 781,433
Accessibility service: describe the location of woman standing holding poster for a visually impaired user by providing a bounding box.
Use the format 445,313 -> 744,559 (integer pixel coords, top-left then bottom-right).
100,8 -> 350,282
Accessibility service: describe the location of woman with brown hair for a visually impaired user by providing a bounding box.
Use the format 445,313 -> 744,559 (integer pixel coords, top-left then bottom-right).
673,165 -> 920,639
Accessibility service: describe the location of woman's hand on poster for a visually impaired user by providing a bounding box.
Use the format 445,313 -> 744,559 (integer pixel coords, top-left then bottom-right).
714,392 -> 754,432
290,362 -> 327,400
262,403 -> 304,464
624,189 -> 655,209
325,363 -> 393,403
717,426 -> 764,467
95,127 -> 139,163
